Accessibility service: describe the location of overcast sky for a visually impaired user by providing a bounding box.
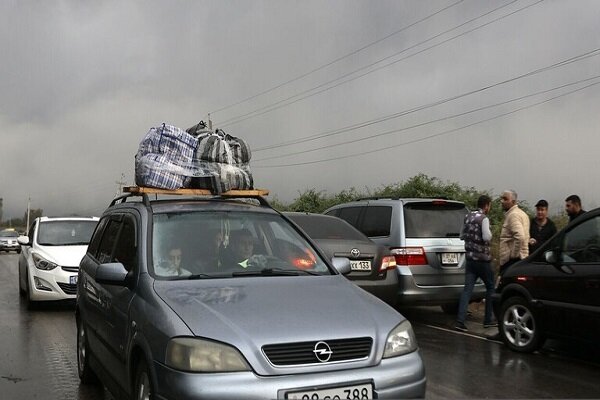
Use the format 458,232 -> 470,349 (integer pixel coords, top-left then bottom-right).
1,0 -> 599,221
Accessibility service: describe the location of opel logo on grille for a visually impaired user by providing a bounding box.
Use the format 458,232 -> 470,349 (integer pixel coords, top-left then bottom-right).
313,341 -> 333,363
350,248 -> 360,258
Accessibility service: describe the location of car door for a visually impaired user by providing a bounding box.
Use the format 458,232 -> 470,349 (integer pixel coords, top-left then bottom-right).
555,215 -> 600,341
85,213 -> 139,387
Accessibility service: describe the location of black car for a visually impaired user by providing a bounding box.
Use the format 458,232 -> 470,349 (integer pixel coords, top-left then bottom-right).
284,212 -> 398,306
493,207 -> 600,352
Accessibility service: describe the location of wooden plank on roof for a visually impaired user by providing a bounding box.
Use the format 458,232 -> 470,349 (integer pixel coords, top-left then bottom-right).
123,186 -> 269,196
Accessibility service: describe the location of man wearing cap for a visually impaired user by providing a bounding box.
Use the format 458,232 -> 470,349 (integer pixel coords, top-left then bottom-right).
529,200 -> 557,253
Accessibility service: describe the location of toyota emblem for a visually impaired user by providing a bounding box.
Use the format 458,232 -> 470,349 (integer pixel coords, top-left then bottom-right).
313,341 -> 333,363
350,248 -> 360,258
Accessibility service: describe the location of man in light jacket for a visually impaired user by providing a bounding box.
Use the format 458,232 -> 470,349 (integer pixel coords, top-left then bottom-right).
499,190 -> 530,273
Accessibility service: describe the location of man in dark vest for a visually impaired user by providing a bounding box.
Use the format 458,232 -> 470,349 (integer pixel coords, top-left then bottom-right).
455,195 -> 496,332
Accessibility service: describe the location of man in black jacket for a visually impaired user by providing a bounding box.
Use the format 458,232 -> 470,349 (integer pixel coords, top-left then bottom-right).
529,200 -> 557,253
565,195 -> 586,222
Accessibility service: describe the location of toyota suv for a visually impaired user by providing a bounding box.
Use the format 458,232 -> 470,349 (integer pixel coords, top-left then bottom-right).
324,198 -> 485,312
76,189 -> 426,400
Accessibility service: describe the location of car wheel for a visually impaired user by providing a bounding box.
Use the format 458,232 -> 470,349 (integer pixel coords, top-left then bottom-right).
133,359 -> 154,400
24,272 -> 37,310
500,296 -> 544,352
441,302 -> 459,314
77,318 -> 98,384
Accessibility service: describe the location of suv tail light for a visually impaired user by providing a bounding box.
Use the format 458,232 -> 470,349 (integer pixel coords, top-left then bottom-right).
379,255 -> 397,272
390,247 -> 427,266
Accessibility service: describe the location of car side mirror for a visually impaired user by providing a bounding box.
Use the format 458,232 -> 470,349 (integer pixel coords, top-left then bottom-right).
544,250 -> 558,264
96,262 -> 129,286
331,257 -> 352,275
17,236 -> 31,246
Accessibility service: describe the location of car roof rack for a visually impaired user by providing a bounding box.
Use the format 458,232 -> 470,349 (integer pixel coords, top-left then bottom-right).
110,186 -> 271,208
356,196 -> 450,201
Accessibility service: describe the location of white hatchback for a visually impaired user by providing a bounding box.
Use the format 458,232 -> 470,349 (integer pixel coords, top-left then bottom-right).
18,216 -> 99,307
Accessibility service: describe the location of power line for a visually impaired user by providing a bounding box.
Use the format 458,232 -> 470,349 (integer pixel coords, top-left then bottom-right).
209,0 -> 465,115
252,47 -> 600,153
218,0 -> 537,128
253,74 -> 600,162
253,80 -> 600,168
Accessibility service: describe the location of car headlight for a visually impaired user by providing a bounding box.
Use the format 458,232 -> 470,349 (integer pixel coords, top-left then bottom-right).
32,253 -> 58,271
166,338 -> 250,372
383,320 -> 418,358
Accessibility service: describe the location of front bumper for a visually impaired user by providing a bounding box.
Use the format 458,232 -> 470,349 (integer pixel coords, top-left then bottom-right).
153,350 -> 426,400
28,266 -> 78,301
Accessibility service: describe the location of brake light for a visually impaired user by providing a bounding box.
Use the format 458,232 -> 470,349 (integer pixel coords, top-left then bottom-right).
390,247 -> 427,265
379,255 -> 397,272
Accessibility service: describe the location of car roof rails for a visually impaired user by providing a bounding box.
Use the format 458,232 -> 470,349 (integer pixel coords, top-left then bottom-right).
111,186 -> 272,208
356,196 -> 451,201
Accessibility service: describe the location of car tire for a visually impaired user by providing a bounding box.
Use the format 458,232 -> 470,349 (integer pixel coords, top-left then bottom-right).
24,271 -> 37,310
500,296 -> 544,353
133,358 -> 154,400
77,318 -> 99,384
441,302 -> 459,314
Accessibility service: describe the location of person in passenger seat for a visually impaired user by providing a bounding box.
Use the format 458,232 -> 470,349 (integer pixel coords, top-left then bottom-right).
155,244 -> 191,277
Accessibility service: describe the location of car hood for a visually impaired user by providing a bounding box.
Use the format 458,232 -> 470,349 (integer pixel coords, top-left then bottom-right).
33,245 -> 88,267
154,275 -> 401,346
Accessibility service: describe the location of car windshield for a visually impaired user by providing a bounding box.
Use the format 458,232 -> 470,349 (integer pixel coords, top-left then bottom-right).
37,220 -> 98,246
0,230 -> 18,238
152,211 -> 331,279
289,214 -> 367,241
403,202 -> 467,238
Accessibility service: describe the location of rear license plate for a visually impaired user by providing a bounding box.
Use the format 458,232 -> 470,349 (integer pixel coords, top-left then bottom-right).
350,260 -> 371,271
441,253 -> 459,265
70,275 -> 78,285
286,383 -> 373,400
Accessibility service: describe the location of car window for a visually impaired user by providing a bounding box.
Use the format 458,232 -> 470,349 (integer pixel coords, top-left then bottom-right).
0,230 -> 18,238
87,217 -> 109,257
96,220 -> 121,264
151,211 -> 330,279
362,206 -> 392,237
113,217 -> 137,271
290,215 -> 367,241
403,202 -> 467,238
562,216 -> 600,263
336,206 -> 363,229
36,220 -> 98,246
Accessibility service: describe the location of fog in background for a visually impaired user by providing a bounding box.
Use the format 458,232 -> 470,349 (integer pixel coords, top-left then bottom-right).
1,0 -> 599,220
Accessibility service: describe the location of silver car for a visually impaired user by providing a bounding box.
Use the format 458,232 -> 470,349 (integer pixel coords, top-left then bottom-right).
325,198 -> 486,313
76,193 -> 426,399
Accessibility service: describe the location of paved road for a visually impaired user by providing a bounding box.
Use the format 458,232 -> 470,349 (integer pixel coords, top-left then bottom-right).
1,253 -> 599,399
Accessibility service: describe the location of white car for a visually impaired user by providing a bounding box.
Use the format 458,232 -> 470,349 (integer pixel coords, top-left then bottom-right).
18,216 -> 99,307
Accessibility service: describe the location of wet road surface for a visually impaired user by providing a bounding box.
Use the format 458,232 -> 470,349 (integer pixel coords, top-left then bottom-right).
1,253 -> 599,399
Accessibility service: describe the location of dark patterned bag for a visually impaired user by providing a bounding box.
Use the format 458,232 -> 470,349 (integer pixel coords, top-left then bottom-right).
135,123 -> 198,189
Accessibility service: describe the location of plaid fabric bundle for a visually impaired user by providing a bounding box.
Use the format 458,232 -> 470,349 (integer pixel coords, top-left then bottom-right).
135,124 -> 198,189
191,162 -> 254,194
195,129 -> 251,164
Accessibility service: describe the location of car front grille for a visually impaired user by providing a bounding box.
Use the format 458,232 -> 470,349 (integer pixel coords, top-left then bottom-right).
61,266 -> 79,273
262,337 -> 372,366
57,282 -> 77,295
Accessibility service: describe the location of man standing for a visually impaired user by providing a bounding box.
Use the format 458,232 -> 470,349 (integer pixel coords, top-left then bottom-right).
565,195 -> 586,222
499,190 -> 530,273
455,195 -> 496,332
529,199 -> 557,253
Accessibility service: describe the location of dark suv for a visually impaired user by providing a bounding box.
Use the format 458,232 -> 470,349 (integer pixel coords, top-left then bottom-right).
493,207 -> 600,352
325,198 -> 485,311
76,190 -> 426,399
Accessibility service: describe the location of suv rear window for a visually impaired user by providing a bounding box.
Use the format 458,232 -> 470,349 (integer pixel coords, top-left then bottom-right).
403,202 -> 467,238
290,215 -> 367,241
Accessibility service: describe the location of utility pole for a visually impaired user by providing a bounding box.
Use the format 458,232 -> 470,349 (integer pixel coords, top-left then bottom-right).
115,173 -> 127,197
26,197 -> 31,230
208,113 -> 213,130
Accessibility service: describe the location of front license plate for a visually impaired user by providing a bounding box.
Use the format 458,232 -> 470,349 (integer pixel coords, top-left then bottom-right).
441,253 -> 459,265
350,260 -> 371,271
70,275 -> 78,285
286,383 -> 373,400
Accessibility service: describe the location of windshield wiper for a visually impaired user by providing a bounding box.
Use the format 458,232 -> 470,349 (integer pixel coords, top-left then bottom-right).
186,273 -> 228,280
232,268 -> 318,277
445,232 -> 461,237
